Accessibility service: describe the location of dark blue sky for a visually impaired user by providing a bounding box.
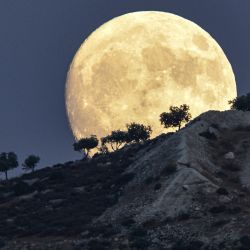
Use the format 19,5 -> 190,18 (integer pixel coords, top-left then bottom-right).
0,0 -> 249,173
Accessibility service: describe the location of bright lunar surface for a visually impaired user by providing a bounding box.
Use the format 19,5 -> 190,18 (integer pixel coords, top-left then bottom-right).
66,11 -> 237,140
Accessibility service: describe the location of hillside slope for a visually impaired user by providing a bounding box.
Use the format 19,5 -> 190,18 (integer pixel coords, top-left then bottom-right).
0,110 -> 250,250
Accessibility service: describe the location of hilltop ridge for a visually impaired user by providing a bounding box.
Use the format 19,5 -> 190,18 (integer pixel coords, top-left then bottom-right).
0,110 -> 250,249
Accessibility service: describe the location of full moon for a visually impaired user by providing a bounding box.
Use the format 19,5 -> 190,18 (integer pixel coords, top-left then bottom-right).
66,11 -> 237,140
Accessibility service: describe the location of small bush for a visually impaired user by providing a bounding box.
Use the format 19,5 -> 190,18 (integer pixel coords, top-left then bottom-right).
130,238 -> 150,249
229,93 -> 250,111
13,181 -> 34,196
121,217 -> 136,227
218,140 -> 234,152
172,239 -> 204,250
215,171 -> 228,178
130,227 -> 147,238
154,183 -> 162,190
209,205 -> 226,214
160,104 -> 192,131
115,172 -> 135,186
211,219 -> 230,227
227,206 -> 241,214
88,239 -> 110,250
216,187 -> 229,195
229,176 -> 240,183
199,130 -> 217,140
161,162 -> 177,176
144,176 -> 154,185
240,235 -> 250,246
49,171 -> 65,180
177,212 -> 190,221
210,123 -> 220,130
222,161 -> 241,171
142,219 -> 158,229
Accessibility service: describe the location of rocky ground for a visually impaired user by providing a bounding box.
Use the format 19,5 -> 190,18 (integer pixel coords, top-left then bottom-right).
0,110 -> 250,250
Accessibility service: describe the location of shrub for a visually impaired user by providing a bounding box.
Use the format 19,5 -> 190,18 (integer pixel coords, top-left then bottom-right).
130,238 -> 150,249
161,162 -> 177,176
211,219 -> 230,227
216,187 -> 229,195
209,205 -> 226,214
22,155 -> 40,173
0,152 -> 18,180
115,172 -> 135,186
88,239 -> 110,250
222,161 -> 241,171
126,123 -> 152,143
144,176 -> 154,185
177,212 -> 190,221
229,93 -> 250,111
121,217 -> 136,227
73,135 -> 99,158
101,130 -> 128,151
210,123 -> 220,130
130,227 -> 147,238
240,235 -> 250,246
160,104 -> 191,131
142,218 -> 158,229
49,171 -> 65,181
154,183 -> 162,190
13,181 -> 34,196
199,130 -> 217,140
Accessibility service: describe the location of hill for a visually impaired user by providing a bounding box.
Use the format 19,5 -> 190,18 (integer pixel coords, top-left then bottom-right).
0,110 -> 250,249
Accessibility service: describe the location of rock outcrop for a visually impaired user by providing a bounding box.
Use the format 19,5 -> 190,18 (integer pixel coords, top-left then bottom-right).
0,110 -> 250,249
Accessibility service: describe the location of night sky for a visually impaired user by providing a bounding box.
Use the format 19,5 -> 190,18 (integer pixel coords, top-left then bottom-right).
0,0 -> 249,176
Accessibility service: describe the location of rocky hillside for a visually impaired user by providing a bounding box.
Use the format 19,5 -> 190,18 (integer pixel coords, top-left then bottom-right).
1,110 -> 250,250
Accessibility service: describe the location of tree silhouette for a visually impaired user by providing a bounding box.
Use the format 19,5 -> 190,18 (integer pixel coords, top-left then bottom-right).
160,104 -> 191,131
229,93 -> 250,111
101,130 -> 129,151
73,135 -> 99,158
23,155 -> 40,173
0,152 -> 18,180
126,123 -> 152,143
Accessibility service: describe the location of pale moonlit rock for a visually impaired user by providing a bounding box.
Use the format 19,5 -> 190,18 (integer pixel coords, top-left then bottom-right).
224,152 -> 235,160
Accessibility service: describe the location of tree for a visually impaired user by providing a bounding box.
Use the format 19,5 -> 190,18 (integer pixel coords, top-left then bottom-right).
229,93 -> 250,111
23,155 -> 40,173
0,152 -> 18,180
126,123 -> 152,143
73,135 -> 99,157
160,104 -> 191,131
101,130 -> 129,151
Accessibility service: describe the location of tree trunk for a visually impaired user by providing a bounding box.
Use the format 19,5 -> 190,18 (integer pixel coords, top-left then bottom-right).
86,149 -> 90,158
5,171 -> 8,181
110,144 -> 115,151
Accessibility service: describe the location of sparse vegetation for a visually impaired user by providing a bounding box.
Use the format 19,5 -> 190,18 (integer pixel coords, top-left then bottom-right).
0,152 -> 18,180
144,176 -> 154,185
222,161 -> 241,171
154,183 -> 162,190
216,187 -> 229,195
126,122 -> 152,143
73,135 -> 98,157
199,130 -> 217,140
229,93 -> 250,111
101,130 -> 128,151
121,217 -> 136,228
160,104 -> 191,131
22,155 -> 40,172
161,162 -> 177,176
